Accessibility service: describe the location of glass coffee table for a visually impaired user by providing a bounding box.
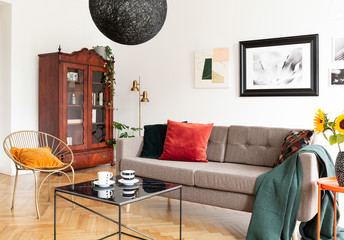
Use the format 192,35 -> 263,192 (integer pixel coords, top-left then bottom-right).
54,175 -> 182,240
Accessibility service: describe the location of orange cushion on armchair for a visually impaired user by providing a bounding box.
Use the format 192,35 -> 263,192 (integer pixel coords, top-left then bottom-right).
10,146 -> 65,169
159,120 -> 214,162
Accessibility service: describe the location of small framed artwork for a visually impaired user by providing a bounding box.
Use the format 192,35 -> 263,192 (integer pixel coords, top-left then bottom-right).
330,68 -> 344,85
333,37 -> 344,62
195,48 -> 229,88
239,34 -> 319,96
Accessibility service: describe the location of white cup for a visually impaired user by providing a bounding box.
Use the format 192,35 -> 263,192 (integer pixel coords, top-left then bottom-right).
98,189 -> 113,199
98,171 -> 113,184
121,170 -> 135,181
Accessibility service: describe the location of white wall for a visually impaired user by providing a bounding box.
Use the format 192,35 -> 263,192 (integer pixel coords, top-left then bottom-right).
0,2 -> 13,175
112,0 -> 344,131
0,0 -> 110,175
10,0 -> 110,131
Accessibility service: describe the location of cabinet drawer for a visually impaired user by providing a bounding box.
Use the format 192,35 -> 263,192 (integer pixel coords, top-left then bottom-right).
61,152 -> 89,171
89,149 -> 112,167
72,154 -> 89,169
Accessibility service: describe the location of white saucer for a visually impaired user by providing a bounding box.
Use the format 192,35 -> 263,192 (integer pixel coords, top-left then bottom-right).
93,180 -> 115,188
118,178 -> 139,185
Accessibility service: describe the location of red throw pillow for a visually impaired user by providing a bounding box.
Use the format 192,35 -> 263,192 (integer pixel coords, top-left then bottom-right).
159,120 -> 214,162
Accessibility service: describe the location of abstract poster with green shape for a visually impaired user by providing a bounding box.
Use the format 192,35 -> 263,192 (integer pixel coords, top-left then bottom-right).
202,58 -> 212,80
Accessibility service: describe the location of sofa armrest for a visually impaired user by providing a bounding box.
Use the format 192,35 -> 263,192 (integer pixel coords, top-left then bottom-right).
298,152 -> 319,222
115,137 -> 144,174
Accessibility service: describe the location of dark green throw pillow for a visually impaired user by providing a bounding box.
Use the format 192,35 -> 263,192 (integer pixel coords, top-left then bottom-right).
140,124 -> 168,159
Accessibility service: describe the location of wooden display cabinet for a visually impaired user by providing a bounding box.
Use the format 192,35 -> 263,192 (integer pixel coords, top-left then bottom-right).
38,48 -> 114,170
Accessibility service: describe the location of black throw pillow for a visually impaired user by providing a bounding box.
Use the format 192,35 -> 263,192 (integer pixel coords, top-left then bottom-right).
140,124 -> 168,159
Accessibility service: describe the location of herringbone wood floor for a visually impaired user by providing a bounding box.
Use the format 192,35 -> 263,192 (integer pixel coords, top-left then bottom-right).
0,164 -> 250,240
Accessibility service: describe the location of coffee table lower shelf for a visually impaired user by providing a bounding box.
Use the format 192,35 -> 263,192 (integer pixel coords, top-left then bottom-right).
54,177 -> 182,240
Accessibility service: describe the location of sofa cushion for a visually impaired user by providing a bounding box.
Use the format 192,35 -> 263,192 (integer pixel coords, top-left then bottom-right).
274,130 -> 314,167
194,162 -> 271,195
140,124 -> 167,159
206,126 -> 229,162
10,146 -> 65,169
159,120 -> 213,162
225,125 -> 292,167
120,157 -> 208,186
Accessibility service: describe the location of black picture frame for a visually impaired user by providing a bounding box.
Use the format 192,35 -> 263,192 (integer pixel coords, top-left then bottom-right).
239,34 -> 319,97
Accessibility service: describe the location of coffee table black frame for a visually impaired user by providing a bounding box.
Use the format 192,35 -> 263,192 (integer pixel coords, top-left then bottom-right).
54,176 -> 182,240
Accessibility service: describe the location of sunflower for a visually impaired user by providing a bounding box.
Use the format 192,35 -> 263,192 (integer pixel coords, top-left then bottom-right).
335,114 -> 344,134
313,109 -> 325,134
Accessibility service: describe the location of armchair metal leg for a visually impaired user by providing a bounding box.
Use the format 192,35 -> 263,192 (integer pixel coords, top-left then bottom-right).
71,166 -> 75,210
33,171 -> 40,219
58,168 -> 76,210
38,172 -> 55,205
48,175 -> 51,203
11,167 -> 19,210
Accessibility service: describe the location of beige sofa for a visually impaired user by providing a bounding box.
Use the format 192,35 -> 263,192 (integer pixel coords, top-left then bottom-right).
116,125 -> 319,222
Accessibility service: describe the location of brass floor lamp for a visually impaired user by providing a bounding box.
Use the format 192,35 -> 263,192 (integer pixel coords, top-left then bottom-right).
131,76 -> 149,136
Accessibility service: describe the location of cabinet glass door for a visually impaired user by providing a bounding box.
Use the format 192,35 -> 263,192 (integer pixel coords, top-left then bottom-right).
64,64 -> 87,149
89,67 -> 109,147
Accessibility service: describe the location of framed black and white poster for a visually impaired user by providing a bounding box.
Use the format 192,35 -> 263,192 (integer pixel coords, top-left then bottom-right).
239,34 -> 319,96
333,37 -> 344,62
330,68 -> 344,85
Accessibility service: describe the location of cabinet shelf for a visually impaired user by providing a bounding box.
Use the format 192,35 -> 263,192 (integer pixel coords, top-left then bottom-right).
67,80 -> 82,84
67,91 -> 83,95
68,104 -> 83,107
67,119 -> 83,124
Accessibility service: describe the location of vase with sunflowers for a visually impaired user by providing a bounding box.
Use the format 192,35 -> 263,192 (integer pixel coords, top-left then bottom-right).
314,109 -> 344,186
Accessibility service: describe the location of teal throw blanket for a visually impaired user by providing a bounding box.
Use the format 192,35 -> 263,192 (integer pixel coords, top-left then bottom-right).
246,145 -> 344,240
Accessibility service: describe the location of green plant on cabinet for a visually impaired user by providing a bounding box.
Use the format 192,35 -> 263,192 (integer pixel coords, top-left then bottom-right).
93,45 -> 115,108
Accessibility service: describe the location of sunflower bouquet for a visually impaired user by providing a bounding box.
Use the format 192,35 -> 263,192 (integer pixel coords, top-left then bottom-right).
314,109 -> 344,152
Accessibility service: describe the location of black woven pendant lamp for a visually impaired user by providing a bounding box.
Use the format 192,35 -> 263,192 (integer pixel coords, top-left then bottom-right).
89,0 -> 167,45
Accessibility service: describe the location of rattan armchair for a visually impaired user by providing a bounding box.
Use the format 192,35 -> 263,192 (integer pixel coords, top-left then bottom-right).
3,130 -> 75,219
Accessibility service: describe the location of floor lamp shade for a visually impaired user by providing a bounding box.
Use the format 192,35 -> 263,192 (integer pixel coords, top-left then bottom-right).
89,0 -> 168,45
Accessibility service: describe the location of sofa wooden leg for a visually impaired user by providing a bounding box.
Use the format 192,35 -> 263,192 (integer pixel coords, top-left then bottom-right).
167,198 -> 171,210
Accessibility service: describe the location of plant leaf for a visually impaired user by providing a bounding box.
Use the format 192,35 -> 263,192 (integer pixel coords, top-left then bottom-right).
119,132 -> 129,138
338,134 -> 344,144
329,134 -> 338,145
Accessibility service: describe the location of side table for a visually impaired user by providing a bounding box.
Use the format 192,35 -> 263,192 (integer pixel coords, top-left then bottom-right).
317,177 -> 342,240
